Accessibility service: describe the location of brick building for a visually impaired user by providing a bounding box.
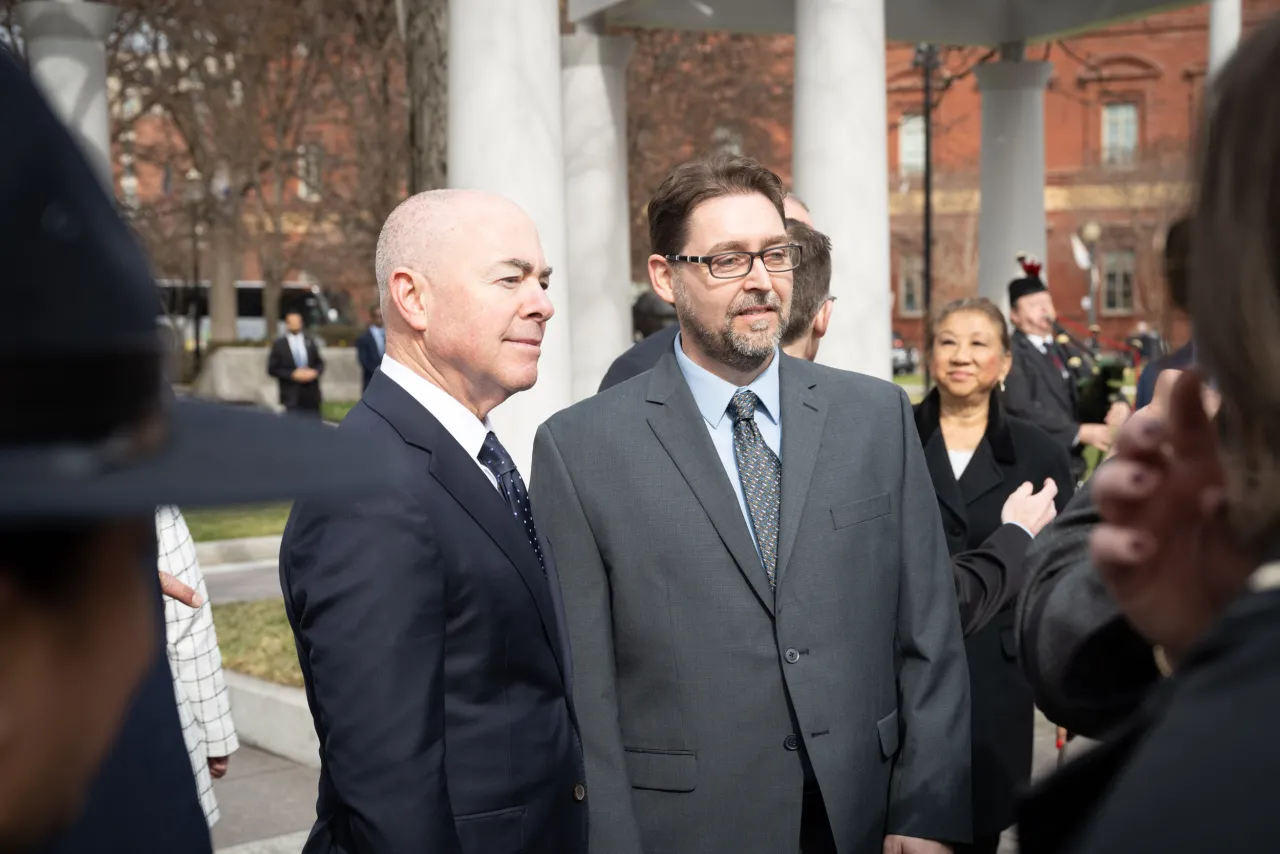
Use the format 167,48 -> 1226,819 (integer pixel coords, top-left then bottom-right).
623,0 -> 1280,351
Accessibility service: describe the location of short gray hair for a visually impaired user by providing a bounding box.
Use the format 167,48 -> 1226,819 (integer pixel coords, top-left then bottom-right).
374,189 -> 469,307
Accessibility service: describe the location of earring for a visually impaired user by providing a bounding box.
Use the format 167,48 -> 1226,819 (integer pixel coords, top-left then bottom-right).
999,379 -> 1007,393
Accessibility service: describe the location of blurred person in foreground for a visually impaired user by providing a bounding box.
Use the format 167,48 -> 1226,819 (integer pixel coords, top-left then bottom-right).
1133,217 -> 1193,409
597,193 -> 814,391
0,51 -> 389,853
1016,17 -> 1280,853
913,298 -> 1072,854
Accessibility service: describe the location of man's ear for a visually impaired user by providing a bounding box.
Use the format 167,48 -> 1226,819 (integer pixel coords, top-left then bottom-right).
648,255 -> 678,307
388,268 -> 430,333
812,299 -> 834,340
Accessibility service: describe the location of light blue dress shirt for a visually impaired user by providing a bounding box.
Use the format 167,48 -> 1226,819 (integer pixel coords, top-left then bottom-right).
371,325 -> 386,356
672,332 -> 782,558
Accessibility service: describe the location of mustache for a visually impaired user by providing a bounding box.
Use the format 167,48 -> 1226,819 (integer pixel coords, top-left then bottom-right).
728,292 -> 782,315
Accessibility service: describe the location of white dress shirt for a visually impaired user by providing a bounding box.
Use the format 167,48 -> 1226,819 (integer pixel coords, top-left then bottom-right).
286,331 -> 309,368
379,355 -> 501,491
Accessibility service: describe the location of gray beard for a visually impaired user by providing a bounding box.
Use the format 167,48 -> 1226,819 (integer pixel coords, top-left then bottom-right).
672,275 -> 785,374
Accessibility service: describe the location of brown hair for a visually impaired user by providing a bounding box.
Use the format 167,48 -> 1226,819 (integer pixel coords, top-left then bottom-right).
780,218 -> 832,345
1187,17 -> 1280,547
925,297 -> 1011,356
648,154 -> 787,258
1163,216 -> 1190,312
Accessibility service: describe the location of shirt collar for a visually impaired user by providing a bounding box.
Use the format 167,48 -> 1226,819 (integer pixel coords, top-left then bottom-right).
672,331 -> 780,429
379,355 -> 493,460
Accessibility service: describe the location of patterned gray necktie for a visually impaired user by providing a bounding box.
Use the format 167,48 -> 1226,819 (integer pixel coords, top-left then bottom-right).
729,390 -> 781,588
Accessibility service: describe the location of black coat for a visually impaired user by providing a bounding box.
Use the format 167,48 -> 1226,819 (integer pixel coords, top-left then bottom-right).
355,327 -> 382,391
597,324 -> 678,392
32,564 -> 211,854
268,334 -> 325,412
913,390 -> 1074,838
1018,550 -> 1280,854
280,372 -> 586,854
1001,331 -> 1083,480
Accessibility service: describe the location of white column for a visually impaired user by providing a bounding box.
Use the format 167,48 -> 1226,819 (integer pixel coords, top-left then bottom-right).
449,0 -> 570,474
793,0 -> 891,380
16,1 -> 118,192
562,27 -> 635,402
975,59 -> 1053,315
1208,0 -> 1242,78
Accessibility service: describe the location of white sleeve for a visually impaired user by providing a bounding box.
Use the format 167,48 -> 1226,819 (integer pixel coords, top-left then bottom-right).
159,506 -> 240,758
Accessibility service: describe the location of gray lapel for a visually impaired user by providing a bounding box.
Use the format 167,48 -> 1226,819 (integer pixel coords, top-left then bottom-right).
645,353 -> 776,615
774,356 -> 827,584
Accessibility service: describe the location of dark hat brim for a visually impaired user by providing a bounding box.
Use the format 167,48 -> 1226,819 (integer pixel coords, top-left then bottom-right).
0,398 -> 390,519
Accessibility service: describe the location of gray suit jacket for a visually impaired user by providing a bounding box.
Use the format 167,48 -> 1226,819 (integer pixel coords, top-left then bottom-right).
530,352 -> 971,854
1015,475 -> 1161,738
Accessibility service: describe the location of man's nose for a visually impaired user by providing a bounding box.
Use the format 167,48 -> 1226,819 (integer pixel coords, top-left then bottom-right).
523,281 -> 554,320
742,257 -> 774,291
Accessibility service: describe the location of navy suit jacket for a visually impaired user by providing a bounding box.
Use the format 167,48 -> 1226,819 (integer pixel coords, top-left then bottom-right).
597,324 -> 678,392
33,562 -> 210,854
280,369 -> 586,854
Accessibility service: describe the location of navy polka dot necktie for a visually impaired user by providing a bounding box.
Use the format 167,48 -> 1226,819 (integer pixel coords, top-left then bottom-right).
477,432 -> 546,576
730,390 -> 781,588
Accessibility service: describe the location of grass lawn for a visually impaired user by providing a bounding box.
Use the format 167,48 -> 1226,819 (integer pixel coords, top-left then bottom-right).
322,399 -> 357,423
184,503 -> 293,542
212,598 -> 303,688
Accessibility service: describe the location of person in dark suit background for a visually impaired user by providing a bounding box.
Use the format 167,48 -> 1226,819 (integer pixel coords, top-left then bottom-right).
1001,259 -> 1126,483
598,193 -> 815,392
268,310 -> 325,415
0,51 -> 389,854
279,188 -> 585,854
355,304 -> 385,391
912,298 -> 1073,854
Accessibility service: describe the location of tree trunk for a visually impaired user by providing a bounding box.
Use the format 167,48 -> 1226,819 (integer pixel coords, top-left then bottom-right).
405,0 -> 448,192
208,218 -> 239,344
263,276 -> 283,342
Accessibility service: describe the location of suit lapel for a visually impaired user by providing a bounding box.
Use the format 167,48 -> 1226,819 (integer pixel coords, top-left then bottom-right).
774,357 -> 825,585
362,374 -> 568,683
1017,334 -> 1073,412
958,440 -> 1006,507
645,355 -> 776,615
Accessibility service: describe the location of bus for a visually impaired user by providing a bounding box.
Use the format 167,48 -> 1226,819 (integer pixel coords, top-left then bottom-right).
156,279 -> 339,349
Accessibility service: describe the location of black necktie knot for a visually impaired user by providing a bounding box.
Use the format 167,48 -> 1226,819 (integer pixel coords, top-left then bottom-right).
478,431 -> 517,478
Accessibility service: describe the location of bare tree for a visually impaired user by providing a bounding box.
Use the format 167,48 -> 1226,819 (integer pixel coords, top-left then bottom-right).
400,0 -> 447,192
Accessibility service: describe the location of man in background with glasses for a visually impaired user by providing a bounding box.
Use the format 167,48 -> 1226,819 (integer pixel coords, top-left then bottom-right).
531,154 -> 970,854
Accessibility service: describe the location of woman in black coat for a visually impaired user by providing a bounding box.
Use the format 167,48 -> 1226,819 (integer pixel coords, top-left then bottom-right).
913,298 -> 1075,854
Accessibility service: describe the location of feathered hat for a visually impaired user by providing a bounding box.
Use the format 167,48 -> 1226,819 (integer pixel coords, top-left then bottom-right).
1008,252 -> 1048,306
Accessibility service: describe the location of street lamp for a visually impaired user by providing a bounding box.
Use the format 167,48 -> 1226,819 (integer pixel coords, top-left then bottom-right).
913,42 -> 940,388
184,168 -> 205,373
1081,219 -> 1102,351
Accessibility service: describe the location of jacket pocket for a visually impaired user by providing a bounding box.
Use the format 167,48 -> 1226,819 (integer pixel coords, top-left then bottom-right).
454,805 -> 524,853
831,492 -> 891,529
876,709 -> 900,760
624,747 -> 697,792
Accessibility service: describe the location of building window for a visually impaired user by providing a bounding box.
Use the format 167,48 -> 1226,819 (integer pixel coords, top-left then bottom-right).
1102,249 -> 1136,315
296,143 -> 322,201
898,254 -> 924,317
899,113 -> 925,176
1101,102 -> 1139,166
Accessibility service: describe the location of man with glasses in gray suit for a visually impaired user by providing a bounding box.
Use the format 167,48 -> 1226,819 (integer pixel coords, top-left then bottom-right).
531,154 -> 970,854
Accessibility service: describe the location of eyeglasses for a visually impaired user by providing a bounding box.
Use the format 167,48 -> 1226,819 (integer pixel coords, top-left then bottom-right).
665,243 -> 802,280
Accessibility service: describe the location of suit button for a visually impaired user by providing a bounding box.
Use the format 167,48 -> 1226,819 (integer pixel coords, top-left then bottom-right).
573,783 -> 586,802
784,648 -> 801,664
784,734 -> 799,751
